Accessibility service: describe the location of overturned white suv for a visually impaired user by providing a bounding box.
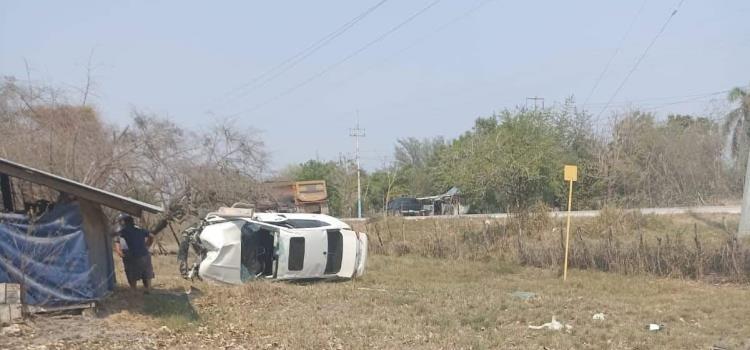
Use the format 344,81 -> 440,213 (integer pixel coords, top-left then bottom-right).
178,207 -> 368,284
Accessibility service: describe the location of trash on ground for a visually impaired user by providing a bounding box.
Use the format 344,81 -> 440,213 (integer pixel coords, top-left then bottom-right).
510,291 -> 537,301
185,286 -> 203,298
528,316 -> 571,331
592,313 -> 606,320
711,341 -> 729,350
1,323 -> 23,337
357,287 -> 418,294
647,323 -> 664,331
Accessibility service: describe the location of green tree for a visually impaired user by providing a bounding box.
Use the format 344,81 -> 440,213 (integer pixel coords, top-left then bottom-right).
436,109 -> 564,212
552,98 -> 603,209
393,137 -> 446,196
362,166 -> 404,215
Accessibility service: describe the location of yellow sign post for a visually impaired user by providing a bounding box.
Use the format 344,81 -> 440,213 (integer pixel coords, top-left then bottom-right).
563,165 -> 577,281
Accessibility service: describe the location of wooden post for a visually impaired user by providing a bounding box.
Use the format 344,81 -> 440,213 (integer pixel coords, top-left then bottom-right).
563,165 -> 577,281
1,174 -> 14,212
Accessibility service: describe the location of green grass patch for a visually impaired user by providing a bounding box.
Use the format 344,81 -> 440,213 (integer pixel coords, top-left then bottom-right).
142,292 -> 199,329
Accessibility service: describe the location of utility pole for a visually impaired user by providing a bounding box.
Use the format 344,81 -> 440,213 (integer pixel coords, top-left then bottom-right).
350,119 -> 365,218
526,96 -> 545,110
739,147 -> 750,236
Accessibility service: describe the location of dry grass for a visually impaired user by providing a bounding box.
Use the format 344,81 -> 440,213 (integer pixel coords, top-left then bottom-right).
5,252 -> 750,349
5,212 -> 750,349
355,211 -> 750,282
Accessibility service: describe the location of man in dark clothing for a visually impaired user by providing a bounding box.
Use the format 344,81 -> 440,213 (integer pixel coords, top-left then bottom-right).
114,213 -> 155,291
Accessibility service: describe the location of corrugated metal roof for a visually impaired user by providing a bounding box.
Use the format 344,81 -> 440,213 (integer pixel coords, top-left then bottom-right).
0,157 -> 163,216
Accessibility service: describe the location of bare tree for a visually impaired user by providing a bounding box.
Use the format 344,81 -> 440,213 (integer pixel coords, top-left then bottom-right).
0,78 -> 270,234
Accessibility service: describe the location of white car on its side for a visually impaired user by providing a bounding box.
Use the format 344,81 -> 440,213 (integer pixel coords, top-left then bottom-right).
179,208 -> 368,284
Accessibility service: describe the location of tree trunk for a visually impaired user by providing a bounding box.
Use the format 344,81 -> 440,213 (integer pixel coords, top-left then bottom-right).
738,147 -> 750,237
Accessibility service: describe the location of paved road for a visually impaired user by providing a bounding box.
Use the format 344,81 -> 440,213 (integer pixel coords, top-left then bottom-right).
343,205 -> 741,222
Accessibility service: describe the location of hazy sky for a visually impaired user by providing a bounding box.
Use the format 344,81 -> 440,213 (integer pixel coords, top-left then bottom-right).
2,1 -> 749,171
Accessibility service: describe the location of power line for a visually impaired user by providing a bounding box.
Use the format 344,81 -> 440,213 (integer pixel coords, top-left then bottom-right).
586,88 -> 732,130
225,0 -> 390,104
594,0 -> 687,122
207,0 -> 390,111
227,0 -> 444,117
642,91 -> 727,111
270,0 -> 494,119
526,96 -> 545,110
331,0 -> 495,89
583,0 -> 649,106
583,88 -> 726,135
583,89 -> 730,108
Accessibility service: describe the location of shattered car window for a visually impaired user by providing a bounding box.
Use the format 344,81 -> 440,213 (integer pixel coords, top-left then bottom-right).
240,222 -> 275,281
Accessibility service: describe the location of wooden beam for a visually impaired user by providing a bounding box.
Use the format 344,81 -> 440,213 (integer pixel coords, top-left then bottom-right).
0,158 -> 162,216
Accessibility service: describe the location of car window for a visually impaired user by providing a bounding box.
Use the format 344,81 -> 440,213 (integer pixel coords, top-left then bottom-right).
285,219 -> 329,228
288,237 -> 305,271
324,230 -> 343,274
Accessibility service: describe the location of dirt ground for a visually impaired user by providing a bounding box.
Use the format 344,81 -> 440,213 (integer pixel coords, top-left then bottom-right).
3,252 -> 750,349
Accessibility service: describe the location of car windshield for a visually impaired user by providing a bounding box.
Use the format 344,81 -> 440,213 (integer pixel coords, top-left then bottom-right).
260,218 -> 329,229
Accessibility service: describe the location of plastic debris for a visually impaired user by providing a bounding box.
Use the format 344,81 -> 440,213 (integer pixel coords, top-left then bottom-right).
529,316 -> 571,331
592,313 -> 606,321
510,291 -> 537,301
647,323 -> 664,331
711,341 -> 729,350
185,286 -> 203,298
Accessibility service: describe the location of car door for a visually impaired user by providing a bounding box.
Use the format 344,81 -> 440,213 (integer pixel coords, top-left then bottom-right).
275,228 -> 328,279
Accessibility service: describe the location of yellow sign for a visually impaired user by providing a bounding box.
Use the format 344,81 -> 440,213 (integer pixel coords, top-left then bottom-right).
564,165 -> 578,182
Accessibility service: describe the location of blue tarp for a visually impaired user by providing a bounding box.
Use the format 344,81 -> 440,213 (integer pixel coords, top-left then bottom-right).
0,203 -> 112,306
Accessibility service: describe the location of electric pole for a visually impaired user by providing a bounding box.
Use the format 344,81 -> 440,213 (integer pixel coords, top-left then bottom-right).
350,120 -> 365,218
526,96 -> 545,110
739,147 -> 750,236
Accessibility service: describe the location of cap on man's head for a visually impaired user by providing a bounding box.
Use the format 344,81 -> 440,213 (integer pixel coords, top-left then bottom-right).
117,213 -> 135,225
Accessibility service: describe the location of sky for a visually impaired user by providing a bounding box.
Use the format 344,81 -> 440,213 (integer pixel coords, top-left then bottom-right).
2,0 -> 749,171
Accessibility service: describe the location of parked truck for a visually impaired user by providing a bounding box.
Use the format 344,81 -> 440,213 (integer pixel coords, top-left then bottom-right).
261,180 -> 329,214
